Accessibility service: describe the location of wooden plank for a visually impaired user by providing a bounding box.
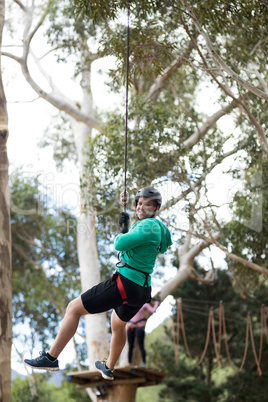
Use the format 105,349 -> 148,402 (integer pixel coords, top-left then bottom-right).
127,367 -> 166,382
67,365 -> 166,389
76,377 -> 147,389
67,370 -> 100,380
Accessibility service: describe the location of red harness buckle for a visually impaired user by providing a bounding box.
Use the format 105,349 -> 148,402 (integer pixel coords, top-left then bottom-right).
116,274 -> 128,304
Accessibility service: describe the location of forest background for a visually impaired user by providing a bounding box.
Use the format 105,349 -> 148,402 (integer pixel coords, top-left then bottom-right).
0,0 -> 268,401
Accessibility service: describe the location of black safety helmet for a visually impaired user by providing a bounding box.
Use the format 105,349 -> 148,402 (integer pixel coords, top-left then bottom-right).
135,187 -> 162,208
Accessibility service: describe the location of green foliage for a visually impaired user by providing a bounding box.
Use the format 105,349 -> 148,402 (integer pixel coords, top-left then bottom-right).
145,269 -> 268,401
73,0 -> 169,24
11,171 -> 82,350
223,369 -> 268,402
189,0 -> 268,67
82,84 -> 240,243
222,156 -> 268,295
7,2 -> 268,400
45,0 -> 99,76
67,1 -> 186,82
32,0 -> 268,309
39,112 -> 78,170
99,20 -> 177,83
11,375 -> 90,402
42,0 -> 268,264
148,336 -> 224,402
136,384 -> 165,402
70,0 -> 268,94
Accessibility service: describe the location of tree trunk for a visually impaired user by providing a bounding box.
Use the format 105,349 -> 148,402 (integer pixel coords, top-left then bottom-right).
77,211 -> 109,366
0,1 -> 12,401
160,265 -> 191,300
74,52 -> 109,371
104,385 -> 138,402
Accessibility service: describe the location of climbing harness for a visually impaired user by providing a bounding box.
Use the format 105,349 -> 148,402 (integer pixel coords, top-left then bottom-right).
116,257 -> 150,287
112,262 -> 149,306
113,256 -> 150,304
112,272 -> 128,305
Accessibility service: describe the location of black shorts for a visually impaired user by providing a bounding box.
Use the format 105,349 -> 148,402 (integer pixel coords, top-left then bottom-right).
81,273 -> 151,322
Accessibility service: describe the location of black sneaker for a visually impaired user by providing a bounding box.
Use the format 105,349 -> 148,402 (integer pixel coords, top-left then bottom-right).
24,352 -> 59,371
95,359 -> 114,380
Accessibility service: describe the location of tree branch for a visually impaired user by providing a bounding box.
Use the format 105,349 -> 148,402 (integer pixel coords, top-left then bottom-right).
180,0 -> 268,101
19,56 -> 100,129
1,51 -> 22,63
12,242 -> 68,315
161,143 -> 244,212
15,228 -> 76,283
183,101 -> 237,148
165,218 -> 268,276
189,266 -> 215,284
184,236 -> 217,264
179,17 -> 268,153
146,39 -> 195,102
208,233 -> 268,276
4,2 -> 101,130
246,66 -> 268,95
13,0 -> 26,11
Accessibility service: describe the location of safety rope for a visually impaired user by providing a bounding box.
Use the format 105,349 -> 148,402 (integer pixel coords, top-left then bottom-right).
121,0 -> 130,213
173,299 -> 267,376
262,304 -> 268,343
177,299 -> 193,362
219,302 -> 237,372
172,300 -> 180,365
196,308 -> 213,365
211,308 -> 221,367
248,314 -> 262,375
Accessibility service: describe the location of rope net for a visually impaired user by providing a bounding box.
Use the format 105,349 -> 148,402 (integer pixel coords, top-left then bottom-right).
172,299 -> 268,376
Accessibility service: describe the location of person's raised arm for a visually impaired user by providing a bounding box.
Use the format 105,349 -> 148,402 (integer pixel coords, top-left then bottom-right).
144,300 -> 160,314
115,220 -> 160,251
119,212 -> 130,234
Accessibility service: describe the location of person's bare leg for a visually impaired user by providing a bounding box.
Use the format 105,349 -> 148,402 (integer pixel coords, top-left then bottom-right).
106,311 -> 127,369
49,297 -> 88,358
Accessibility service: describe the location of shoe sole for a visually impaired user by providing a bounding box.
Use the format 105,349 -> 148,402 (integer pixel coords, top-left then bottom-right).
96,367 -> 114,380
24,362 -> 59,371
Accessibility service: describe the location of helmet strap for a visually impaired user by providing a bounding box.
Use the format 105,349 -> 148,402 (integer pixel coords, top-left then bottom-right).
150,207 -> 158,218
136,207 -> 158,220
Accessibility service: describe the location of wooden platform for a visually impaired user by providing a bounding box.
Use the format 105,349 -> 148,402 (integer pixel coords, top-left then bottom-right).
67,365 -> 166,389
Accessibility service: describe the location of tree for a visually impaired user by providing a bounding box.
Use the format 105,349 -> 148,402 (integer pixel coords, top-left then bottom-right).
0,0 -> 12,400
222,156 -> 268,295
10,173 -> 82,352
148,268 -> 268,401
11,374 -> 90,402
2,1 -> 268,400
3,4 -> 109,398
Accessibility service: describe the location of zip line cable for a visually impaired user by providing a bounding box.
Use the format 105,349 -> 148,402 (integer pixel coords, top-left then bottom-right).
121,0 -> 130,212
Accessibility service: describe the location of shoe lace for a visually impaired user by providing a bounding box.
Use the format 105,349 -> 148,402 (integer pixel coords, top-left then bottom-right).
37,351 -> 45,361
102,359 -> 114,373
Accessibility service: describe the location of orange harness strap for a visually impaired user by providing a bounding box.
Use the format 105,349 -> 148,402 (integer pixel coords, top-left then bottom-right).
116,274 -> 128,304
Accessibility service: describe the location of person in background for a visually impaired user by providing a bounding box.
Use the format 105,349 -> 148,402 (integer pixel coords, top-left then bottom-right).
127,297 -> 160,367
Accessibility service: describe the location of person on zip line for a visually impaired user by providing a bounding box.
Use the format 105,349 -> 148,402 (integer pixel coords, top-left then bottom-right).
24,186 -> 172,380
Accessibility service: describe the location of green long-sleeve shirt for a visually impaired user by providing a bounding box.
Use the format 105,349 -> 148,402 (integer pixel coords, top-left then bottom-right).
114,218 -> 172,286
